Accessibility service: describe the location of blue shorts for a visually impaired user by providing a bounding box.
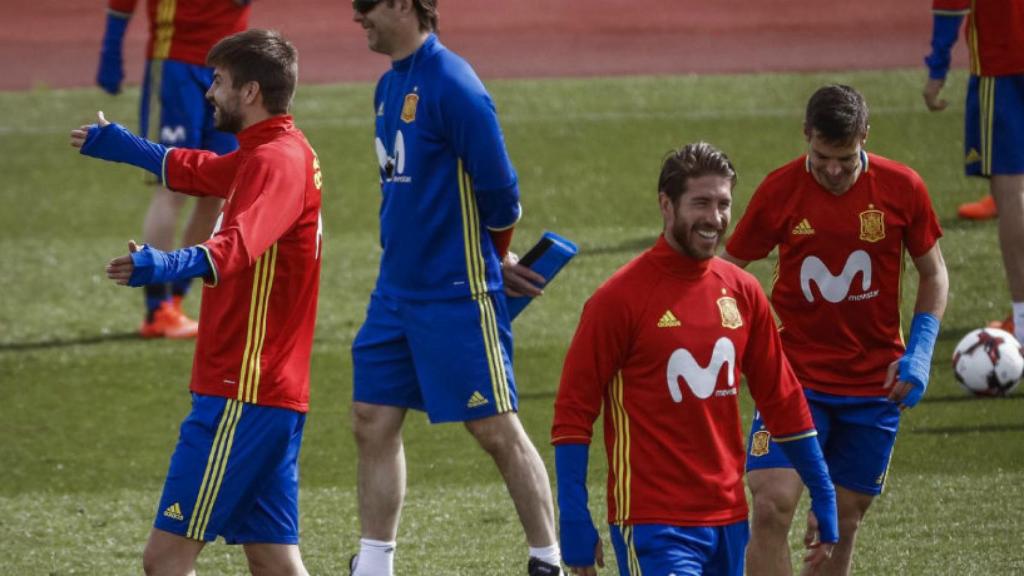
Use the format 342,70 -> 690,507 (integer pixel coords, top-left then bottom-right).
965,74 -> 1024,176
140,59 -> 238,154
154,393 -> 306,544
351,292 -> 518,423
746,389 -> 901,495
609,522 -> 748,576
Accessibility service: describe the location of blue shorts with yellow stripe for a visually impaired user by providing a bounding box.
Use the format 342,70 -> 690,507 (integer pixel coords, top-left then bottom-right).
610,522 -> 748,576
965,74 -> 1024,177
140,59 -> 238,154
351,291 -> 518,423
154,393 -> 306,544
746,389 -> 900,495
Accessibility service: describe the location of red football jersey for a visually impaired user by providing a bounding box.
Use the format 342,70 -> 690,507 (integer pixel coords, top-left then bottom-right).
933,0 -> 1024,76
165,115 -> 323,412
552,237 -> 815,526
108,0 -> 250,66
727,153 -> 942,397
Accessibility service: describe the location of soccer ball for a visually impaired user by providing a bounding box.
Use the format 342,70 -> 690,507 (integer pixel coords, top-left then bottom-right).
951,328 -> 1024,397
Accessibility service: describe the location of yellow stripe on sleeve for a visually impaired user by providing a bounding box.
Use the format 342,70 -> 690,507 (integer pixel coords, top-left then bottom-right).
153,0 -> 177,60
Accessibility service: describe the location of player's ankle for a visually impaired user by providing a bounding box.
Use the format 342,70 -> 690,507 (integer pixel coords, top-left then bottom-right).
351,538 -> 395,576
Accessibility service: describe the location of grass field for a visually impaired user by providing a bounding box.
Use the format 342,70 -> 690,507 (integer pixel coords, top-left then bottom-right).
1,69 -> 1023,575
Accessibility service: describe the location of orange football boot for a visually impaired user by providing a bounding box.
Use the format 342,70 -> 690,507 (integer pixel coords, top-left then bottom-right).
957,194 -> 997,220
988,315 -> 1015,336
140,300 -> 199,339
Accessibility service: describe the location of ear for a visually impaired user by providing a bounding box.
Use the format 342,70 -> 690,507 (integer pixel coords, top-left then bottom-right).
658,191 -> 674,220
803,123 -> 813,142
861,126 -> 870,145
242,81 -> 261,105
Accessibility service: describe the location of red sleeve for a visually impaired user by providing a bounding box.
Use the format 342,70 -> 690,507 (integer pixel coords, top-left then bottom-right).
108,0 -> 139,15
203,151 -> 305,281
489,227 -> 514,260
726,177 -> 784,262
904,172 -> 943,258
552,285 -> 633,445
740,279 -> 815,438
164,148 -> 241,199
932,0 -> 970,13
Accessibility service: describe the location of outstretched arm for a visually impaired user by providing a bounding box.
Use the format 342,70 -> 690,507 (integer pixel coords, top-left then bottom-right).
71,111 -> 169,179
106,241 -> 212,287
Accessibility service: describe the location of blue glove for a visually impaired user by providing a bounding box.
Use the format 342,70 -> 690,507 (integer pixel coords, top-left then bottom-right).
776,434 -> 838,544
129,245 -> 212,287
97,12 -> 130,94
80,122 -> 169,179
923,13 -> 964,80
897,312 -> 941,408
555,443 -> 599,567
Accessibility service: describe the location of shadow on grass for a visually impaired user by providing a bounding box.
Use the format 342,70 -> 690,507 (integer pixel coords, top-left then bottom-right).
921,393 -> 1024,404
578,236 -> 657,257
0,331 -> 140,352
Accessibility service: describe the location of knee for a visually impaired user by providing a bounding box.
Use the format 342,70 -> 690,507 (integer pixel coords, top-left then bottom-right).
351,403 -> 400,448
141,546 -> 168,576
750,488 -> 799,529
466,414 -> 523,457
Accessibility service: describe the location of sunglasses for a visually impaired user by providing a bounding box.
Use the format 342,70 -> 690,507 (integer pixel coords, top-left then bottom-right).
352,0 -> 380,14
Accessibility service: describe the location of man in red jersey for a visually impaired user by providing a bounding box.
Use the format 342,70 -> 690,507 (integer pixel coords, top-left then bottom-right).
72,29 -> 321,575
96,0 -> 251,338
552,142 -> 838,576
923,0 -> 1024,339
725,85 -> 948,576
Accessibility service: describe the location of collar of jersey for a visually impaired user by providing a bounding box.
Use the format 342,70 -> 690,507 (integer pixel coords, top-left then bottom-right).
391,33 -> 441,73
649,235 -> 712,279
237,115 -> 294,149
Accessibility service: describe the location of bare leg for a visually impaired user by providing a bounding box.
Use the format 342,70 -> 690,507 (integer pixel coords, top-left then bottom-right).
143,187 -> 187,250
799,486 -> 874,576
464,412 -> 556,547
746,468 -> 804,576
992,175 -> 1024,302
142,527 -> 205,576
352,401 -> 407,540
182,196 -> 224,246
243,543 -> 309,576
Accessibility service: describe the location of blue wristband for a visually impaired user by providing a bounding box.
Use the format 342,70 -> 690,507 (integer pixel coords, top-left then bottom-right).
924,13 -> 964,80
129,245 -> 212,287
81,123 -> 169,180
897,312 -> 941,408
554,443 -> 598,567
776,434 -> 838,544
97,12 -> 129,94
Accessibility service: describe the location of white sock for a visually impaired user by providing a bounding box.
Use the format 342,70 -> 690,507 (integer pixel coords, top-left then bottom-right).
529,543 -> 562,568
1012,302 -> 1024,343
352,538 -> 396,576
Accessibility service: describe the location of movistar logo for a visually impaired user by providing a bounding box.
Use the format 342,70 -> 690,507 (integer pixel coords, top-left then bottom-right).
666,338 -> 736,402
799,250 -> 874,303
375,131 -> 411,183
160,125 -> 187,145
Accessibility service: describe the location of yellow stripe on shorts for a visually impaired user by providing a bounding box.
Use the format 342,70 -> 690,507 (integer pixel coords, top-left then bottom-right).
186,399 -> 243,540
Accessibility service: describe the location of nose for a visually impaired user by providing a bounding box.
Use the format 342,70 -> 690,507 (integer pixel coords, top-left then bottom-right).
353,9 -> 364,23
826,161 -> 843,177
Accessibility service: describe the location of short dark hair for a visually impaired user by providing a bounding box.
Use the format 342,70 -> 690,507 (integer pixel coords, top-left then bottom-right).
206,29 -> 298,115
804,84 -> 869,145
658,142 -> 737,204
412,0 -> 438,32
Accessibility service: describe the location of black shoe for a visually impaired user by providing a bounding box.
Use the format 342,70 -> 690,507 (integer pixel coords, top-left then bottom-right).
349,554 -> 358,575
528,557 -> 562,576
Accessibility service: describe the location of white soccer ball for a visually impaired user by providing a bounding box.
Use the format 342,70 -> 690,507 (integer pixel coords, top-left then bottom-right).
951,328 -> 1024,397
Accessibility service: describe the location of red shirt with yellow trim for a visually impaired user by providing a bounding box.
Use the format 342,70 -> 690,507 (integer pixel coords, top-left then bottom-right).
551,237 -> 814,526
726,153 -> 942,397
108,0 -> 249,65
164,115 -> 322,413
932,0 -> 1024,76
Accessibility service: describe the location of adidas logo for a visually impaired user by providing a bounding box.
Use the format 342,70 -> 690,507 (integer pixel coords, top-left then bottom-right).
965,148 -> 981,164
792,218 -> 815,235
657,310 -> 681,328
163,502 -> 184,521
467,391 -> 489,408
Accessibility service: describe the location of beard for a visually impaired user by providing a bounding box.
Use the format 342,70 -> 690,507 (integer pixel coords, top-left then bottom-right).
212,98 -> 244,133
669,220 -> 720,261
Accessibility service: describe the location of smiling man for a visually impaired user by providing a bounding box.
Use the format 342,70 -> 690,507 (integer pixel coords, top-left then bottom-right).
552,142 -> 838,576
723,85 -> 949,576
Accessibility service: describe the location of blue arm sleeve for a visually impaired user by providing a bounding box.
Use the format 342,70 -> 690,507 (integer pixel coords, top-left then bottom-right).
80,123 -> 169,180
97,12 -> 129,94
554,443 -> 600,567
897,312 -> 941,407
924,14 -> 964,80
776,435 -> 838,544
129,245 -> 213,287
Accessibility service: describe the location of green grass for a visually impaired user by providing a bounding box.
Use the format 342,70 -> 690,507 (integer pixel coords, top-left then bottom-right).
2,69 -> 1022,574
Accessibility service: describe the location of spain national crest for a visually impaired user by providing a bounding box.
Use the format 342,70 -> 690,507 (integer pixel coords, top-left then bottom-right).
859,206 -> 885,243
717,296 -> 743,329
401,93 -> 419,123
750,430 -> 771,457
